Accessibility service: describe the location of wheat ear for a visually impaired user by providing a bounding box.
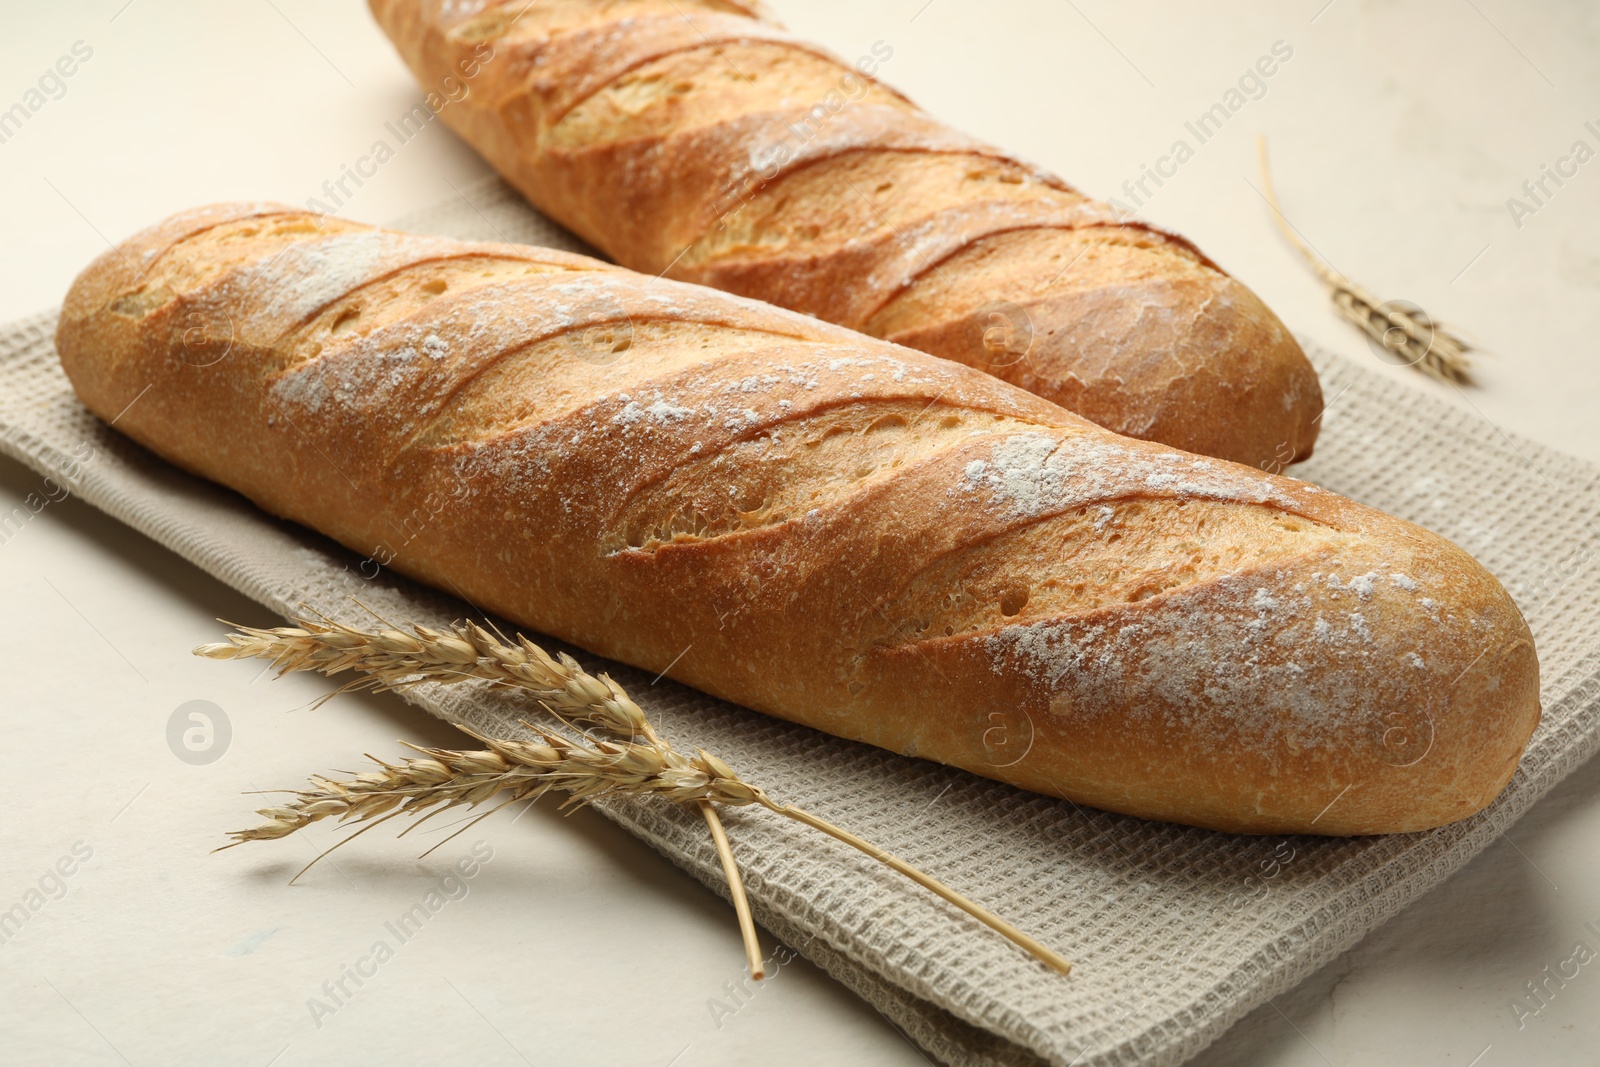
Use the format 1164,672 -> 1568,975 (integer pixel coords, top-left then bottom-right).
200,618 -> 1072,976
1256,135 -> 1474,385
201,614 -> 766,976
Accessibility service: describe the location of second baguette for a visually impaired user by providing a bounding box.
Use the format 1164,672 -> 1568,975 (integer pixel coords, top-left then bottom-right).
368,0 -> 1324,469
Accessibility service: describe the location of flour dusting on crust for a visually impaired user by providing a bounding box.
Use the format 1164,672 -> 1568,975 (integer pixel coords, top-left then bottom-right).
960,432 -> 1297,520
986,558 -> 1442,751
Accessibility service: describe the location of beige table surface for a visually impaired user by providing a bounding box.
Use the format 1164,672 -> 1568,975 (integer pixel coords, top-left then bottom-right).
1,2 -> 1596,1065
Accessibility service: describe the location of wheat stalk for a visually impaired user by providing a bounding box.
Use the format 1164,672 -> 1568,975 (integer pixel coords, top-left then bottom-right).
1256,136 -> 1474,385
200,617 -> 1073,977
201,612 -> 768,977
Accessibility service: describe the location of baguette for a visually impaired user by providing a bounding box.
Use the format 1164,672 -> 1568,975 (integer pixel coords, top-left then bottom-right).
56,204 -> 1539,835
367,0 -> 1324,469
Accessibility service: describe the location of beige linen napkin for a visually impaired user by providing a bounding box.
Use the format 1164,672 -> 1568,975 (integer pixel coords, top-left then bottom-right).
3,178 -> 1598,1067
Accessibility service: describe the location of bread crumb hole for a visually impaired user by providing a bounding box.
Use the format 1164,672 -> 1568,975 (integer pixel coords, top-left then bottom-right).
330,307 -> 362,334
999,586 -> 1030,617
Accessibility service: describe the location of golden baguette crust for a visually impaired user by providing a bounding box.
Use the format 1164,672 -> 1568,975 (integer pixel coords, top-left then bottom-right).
57,205 -> 1538,835
367,0 -> 1324,468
